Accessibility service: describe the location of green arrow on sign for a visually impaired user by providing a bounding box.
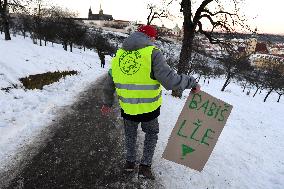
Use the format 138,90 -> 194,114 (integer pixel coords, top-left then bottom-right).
181,144 -> 195,159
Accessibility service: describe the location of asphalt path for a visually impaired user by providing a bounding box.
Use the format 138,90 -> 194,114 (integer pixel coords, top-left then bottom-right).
2,75 -> 162,189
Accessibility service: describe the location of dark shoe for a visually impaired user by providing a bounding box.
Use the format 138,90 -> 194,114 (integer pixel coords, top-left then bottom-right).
138,164 -> 155,180
124,161 -> 135,172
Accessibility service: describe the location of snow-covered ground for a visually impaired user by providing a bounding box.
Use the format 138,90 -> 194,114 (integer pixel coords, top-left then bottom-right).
155,80 -> 284,189
1,33 -> 284,189
0,34 -> 110,171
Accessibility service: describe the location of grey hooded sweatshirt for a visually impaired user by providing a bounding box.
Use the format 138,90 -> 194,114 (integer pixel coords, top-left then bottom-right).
103,31 -> 197,108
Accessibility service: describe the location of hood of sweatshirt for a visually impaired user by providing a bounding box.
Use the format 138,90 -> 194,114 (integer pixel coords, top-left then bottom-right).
122,32 -> 154,51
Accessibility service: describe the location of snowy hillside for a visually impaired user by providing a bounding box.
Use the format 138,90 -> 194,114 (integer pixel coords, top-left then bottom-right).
0,34 -> 110,171
156,79 -> 284,189
1,33 -> 284,189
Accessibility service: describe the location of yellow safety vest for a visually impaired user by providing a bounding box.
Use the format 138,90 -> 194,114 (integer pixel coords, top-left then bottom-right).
111,46 -> 162,115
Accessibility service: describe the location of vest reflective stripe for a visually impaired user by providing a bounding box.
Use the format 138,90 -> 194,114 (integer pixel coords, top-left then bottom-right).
118,91 -> 162,104
115,83 -> 160,90
111,46 -> 162,115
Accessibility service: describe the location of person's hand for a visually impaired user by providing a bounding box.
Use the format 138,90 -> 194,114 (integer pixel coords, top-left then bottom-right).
191,84 -> 201,93
101,105 -> 112,116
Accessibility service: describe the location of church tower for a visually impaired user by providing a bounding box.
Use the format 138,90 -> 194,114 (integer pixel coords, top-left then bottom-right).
99,4 -> 103,15
87,3 -> 113,21
245,28 -> 258,55
88,6 -> 93,19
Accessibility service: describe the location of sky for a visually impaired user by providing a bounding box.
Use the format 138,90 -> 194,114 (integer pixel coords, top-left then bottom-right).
48,0 -> 284,35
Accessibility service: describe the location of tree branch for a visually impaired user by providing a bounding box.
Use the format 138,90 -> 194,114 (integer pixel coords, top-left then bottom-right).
193,0 -> 213,25
202,9 -> 237,17
197,21 -> 220,44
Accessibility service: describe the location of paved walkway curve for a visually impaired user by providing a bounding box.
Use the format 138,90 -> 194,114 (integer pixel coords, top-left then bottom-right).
4,75 -> 163,189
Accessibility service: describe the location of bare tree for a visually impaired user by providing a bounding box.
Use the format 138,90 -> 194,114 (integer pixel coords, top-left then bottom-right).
31,0 -> 46,46
93,30 -> 117,64
170,0 -> 250,97
262,63 -> 284,102
276,89 -> 284,103
71,24 -> 87,50
190,36 -> 221,83
244,68 -> 265,98
58,18 -> 77,51
146,0 -> 174,25
217,43 -> 252,92
0,0 -> 30,40
40,17 -> 55,45
0,0 -> 12,40
12,13 -> 32,38
82,29 -> 116,66
46,7 -> 77,51
39,6 -> 70,46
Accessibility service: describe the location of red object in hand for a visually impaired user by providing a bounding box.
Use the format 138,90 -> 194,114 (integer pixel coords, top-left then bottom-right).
101,105 -> 112,115
191,84 -> 201,94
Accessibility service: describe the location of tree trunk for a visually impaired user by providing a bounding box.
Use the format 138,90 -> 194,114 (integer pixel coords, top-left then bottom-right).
221,73 -> 231,92
63,42 -> 67,51
70,43 -> 73,52
2,14 -> 11,40
253,87 -> 260,97
171,0 -> 196,98
172,28 -> 194,98
277,94 -> 282,103
0,0 -> 11,40
98,50 -> 105,66
32,36 -> 37,44
264,89 -> 274,102
39,38 -> 42,46
196,75 -> 201,82
242,81 -> 247,92
22,30 -> 26,38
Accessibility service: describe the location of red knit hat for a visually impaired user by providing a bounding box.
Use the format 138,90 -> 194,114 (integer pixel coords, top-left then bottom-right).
138,25 -> 157,38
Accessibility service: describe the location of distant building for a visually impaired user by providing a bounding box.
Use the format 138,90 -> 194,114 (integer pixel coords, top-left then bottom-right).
244,28 -> 258,55
172,24 -> 181,37
112,20 -> 130,27
251,53 -> 284,67
255,42 -> 269,54
88,4 -> 113,21
245,38 -> 257,55
238,29 -> 284,68
269,44 -> 284,54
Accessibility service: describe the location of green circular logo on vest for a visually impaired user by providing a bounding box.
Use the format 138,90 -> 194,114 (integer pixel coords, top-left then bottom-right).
119,50 -> 142,75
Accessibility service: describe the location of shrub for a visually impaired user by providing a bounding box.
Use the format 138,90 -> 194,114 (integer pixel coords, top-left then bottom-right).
19,70 -> 78,90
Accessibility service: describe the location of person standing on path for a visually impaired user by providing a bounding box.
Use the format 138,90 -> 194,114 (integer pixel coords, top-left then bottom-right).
99,52 -> 106,68
101,25 -> 200,180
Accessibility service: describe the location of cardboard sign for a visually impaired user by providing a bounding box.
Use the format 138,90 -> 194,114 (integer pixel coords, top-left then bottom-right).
162,91 -> 233,171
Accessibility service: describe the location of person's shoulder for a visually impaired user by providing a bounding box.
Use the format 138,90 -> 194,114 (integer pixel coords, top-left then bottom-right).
153,46 -> 160,51
152,46 -> 163,57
